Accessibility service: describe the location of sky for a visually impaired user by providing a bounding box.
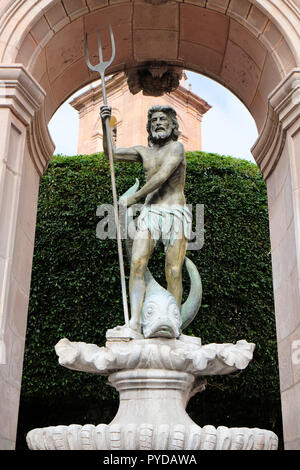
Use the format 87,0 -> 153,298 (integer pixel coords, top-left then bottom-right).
48,70 -> 258,164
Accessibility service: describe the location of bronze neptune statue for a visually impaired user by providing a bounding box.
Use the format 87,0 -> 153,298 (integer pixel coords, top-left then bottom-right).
101,104 -> 201,336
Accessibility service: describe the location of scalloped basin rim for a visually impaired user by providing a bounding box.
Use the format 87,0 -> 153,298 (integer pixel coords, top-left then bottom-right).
26,423 -> 278,451
55,336 -> 256,376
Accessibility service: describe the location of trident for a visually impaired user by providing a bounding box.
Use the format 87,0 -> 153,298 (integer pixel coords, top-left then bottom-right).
85,27 -> 130,327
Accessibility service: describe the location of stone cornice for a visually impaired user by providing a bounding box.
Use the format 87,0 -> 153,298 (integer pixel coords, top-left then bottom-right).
170,85 -> 211,117
0,64 -> 55,175
70,74 -> 126,111
148,77 -> 211,117
252,68 -> 300,179
0,64 -> 45,126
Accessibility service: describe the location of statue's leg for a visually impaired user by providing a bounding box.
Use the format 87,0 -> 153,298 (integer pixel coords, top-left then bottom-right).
165,233 -> 187,307
129,229 -> 154,332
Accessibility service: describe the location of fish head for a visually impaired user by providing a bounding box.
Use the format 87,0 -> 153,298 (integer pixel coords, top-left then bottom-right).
142,291 -> 182,339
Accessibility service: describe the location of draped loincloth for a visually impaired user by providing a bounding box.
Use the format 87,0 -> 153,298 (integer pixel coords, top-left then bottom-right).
136,205 -> 192,251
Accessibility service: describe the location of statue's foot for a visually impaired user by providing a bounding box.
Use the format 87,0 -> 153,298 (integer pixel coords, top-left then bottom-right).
129,318 -> 142,335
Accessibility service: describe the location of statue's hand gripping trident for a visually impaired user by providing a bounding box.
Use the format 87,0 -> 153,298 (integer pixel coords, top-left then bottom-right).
85,27 -> 130,328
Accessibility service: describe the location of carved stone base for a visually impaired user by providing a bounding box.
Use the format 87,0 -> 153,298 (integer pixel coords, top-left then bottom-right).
26,367 -> 278,450
26,423 -> 278,450
26,336 -> 278,450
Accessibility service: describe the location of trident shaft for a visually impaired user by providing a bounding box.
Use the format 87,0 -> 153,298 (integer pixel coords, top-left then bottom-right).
85,26 -> 129,327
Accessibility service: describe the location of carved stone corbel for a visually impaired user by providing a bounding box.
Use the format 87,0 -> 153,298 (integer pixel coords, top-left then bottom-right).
125,63 -> 184,97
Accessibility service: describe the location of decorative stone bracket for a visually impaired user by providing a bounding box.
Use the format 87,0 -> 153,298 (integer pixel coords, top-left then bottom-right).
125,63 -> 184,97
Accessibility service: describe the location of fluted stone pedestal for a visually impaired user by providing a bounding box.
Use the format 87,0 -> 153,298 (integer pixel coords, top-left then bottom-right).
109,369 -> 196,426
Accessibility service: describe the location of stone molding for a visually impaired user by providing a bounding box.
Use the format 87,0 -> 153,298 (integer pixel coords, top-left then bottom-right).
27,105 -> 55,175
0,64 -> 55,175
252,68 -> 300,179
0,64 -> 45,126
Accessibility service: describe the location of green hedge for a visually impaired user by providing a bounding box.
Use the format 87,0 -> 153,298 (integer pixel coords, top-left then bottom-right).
17,151 -> 282,448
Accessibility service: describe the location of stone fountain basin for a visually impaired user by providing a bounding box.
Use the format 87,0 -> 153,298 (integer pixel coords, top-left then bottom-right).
26,336 -> 278,450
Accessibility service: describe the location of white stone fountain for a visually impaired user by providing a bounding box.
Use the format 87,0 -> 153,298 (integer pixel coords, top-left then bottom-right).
26,331 -> 278,450
26,159 -> 279,451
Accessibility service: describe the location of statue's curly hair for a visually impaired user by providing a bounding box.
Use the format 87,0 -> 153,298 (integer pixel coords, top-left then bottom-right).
146,105 -> 180,145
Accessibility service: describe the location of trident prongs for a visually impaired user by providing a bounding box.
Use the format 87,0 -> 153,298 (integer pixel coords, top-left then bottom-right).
85,25 -> 116,104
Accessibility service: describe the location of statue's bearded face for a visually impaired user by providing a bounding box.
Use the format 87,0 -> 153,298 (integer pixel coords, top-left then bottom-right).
150,111 -> 174,143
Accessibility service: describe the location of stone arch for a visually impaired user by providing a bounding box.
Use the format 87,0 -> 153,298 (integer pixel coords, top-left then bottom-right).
1,2 -> 298,110
0,0 -> 298,173
0,0 -> 300,449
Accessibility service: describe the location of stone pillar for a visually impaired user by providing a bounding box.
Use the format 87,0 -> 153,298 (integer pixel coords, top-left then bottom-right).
252,69 -> 300,450
0,65 -> 53,449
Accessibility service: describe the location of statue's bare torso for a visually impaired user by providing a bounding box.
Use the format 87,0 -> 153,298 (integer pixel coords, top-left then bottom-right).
135,142 -> 186,207
115,140 -> 186,208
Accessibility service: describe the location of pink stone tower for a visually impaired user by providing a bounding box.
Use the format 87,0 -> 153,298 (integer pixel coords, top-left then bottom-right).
70,72 -> 211,155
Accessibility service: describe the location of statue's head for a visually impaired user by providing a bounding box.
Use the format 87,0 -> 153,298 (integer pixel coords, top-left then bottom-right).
146,105 -> 180,146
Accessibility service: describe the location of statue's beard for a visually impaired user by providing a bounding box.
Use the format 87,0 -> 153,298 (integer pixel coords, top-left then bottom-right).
150,127 -> 173,145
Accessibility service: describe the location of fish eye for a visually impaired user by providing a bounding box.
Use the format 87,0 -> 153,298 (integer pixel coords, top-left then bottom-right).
146,305 -> 155,316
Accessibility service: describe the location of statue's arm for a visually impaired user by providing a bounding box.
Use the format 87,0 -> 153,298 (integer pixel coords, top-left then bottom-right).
113,146 -> 143,162
128,142 -> 184,204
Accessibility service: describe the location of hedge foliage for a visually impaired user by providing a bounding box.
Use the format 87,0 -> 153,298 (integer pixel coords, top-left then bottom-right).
18,151 -> 282,446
